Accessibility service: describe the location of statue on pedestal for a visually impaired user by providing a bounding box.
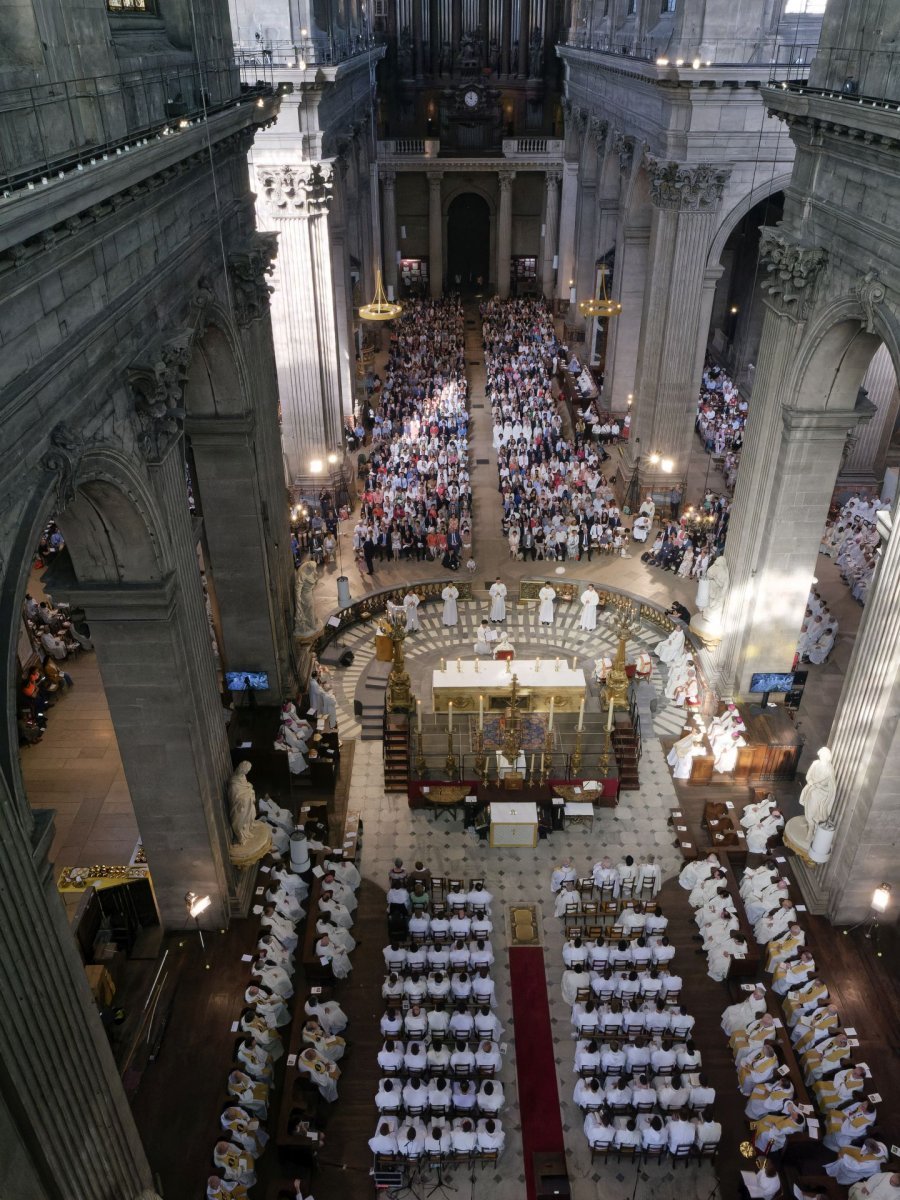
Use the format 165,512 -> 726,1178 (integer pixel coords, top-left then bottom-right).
227,762 -> 273,868
785,746 -> 837,866
689,555 -> 729,647
294,560 -> 320,641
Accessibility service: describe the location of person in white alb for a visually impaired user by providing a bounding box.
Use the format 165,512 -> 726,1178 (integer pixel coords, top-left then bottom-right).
489,579 -> 507,621
538,583 -> 556,625
580,584 -> 600,631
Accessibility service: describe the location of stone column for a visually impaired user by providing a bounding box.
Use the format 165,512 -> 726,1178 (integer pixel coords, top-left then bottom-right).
556,159 -> 580,305
187,415 -> 288,698
254,163 -> 345,479
412,0 -> 424,79
0,774 -> 154,1199
840,343 -> 900,481
517,0 -> 530,78
480,0 -> 490,63
381,168 -> 399,297
540,170 -> 560,300
574,118 -> 606,326
605,225 -> 648,411
429,0 -> 440,74
631,157 -> 731,470
451,0 -> 462,69
428,171 -> 444,298
497,170 -> 515,299
500,0 -> 512,76
822,513 -> 900,922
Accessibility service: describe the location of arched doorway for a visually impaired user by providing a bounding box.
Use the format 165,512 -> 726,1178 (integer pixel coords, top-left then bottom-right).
447,193 -> 490,291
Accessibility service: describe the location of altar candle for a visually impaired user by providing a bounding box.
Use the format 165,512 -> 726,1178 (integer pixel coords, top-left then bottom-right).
577,698 -> 584,732
539,753 -> 544,774
417,698 -> 422,733
555,656 -> 560,671
572,657 -> 577,671
478,694 -> 484,730
448,701 -> 453,732
536,656 -> 541,669
548,697 -> 555,730
530,754 -> 535,776
607,700 -> 614,731
457,657 -> 461,672
441,658 -> 446,672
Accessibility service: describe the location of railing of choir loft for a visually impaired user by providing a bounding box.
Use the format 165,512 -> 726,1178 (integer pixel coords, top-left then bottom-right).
234,34 -> 383,75
0,56 -> 271,193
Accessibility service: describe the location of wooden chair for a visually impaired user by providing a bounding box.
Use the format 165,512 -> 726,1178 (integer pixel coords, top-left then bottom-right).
598,884 -> 616,906
696,1141 -> 719,1163
586,924 -> 605,940
590,1140 -> 613,1163
430,877 -> 446,902
582,901 -> 599,923
565,923 -> 582,941
642,1143 -> 666,1165
574,985 -> 592,1004
616,1143 -> 639,1164
578,877 -> 595,901
669,1144 -> 693,1167
601,900 -> 619,924
478,1149 -> 499,1170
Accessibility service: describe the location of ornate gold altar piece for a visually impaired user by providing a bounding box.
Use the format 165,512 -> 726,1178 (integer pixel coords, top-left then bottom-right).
386,612 -> 413,713
501,675 -> 525,765
603,600 -> 641,712
445,728 -> 458,780
572,729 -> 583,776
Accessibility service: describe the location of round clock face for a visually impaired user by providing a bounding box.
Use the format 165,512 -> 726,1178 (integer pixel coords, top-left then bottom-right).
464,90 -> 479,108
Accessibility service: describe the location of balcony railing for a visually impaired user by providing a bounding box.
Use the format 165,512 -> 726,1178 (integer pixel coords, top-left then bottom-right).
379,138 -> 440,157
0,56 -> 269,193
502,137 -> 564,158
558,34 -> 820,73
234,35 -> 383,75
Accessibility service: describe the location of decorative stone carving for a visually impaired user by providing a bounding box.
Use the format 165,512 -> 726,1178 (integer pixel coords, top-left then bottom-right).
229,232 -> 279,327
498,169 -> 516,193
785,747 -> 838,866
614,133 -> 635,175
129,334 -> 193,461
853,269 -> 886,334
40,422 -> 85,512
545,169 -> 562,190
758,227 -> 828,318
258,163 -> 334,217
588,117 -> 609,149
294,559 -> 320,641
645,157 -> 731,211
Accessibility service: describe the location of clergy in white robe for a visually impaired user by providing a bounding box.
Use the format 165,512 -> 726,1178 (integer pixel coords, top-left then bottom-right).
252,959 -> 293,999
308,674 -> 338,730
745,810 -> 785,854
656,627 -> 685,663
826,1141 -> 889,1186
849,1173 -> 900,1200
667,731 -> 704,780
474,620 -> 499,656
538,584 -> 556,625
297,1046 -> 341,1102
551,857 -> 577,893
742,794 -> 776,826
678,853 -> 719,891
258,794 -> 294,833
489,579 -> 507,621
316,920 -> 356,953
323,857 -> 361,890
721,987 -> 767,1036
245,986 -> 290,1028
442,584 -> 459,626
580,585 -> 600,631
754,900 -> 796,944
316,934 -> 352,978
404,590 -> 421,632
305,996 -> 348,1035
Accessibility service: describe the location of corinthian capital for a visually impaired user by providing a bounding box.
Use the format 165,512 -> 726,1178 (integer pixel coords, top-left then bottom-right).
229,231 -> 279,327
128,334 -> 194,461
588,117 -> 609,149
645,157 -> 731,211
258,163 -> 334,217
613,133 -> 635,175
759,227 -> 828,318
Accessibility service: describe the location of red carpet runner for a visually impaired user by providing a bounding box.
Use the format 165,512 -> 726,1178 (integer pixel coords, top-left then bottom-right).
509,946 -> 566,1198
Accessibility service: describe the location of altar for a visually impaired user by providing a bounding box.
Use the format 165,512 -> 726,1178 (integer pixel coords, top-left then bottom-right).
489,800 -> 539,848
432,658 -> 586,713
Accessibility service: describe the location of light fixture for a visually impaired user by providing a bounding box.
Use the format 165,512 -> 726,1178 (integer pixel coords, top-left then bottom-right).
185,891 -> 212,952
327,451 -> 339,465
656,57 -> 669,66
676,59 -> 684,67
627,394 -> 633,407
692,58 -> 701,69
309,458 -> 324,475
661,457 -> 674,473
648,452 -> 661,466
579,265 -> 622,320
872,883 -> 891,912
730,304 -> 739,314
359,268 -> 403,321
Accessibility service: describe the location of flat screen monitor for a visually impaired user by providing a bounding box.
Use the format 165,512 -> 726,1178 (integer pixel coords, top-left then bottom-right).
225,671 -> 269,691
749,671 -> 795,694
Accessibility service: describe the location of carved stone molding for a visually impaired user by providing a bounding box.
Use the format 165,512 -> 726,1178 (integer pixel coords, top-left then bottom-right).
759,227 -> 828,319
40,422 -> 86,512
545,169 -> 562,189
613,133 -> 635,175
588,117 -> 609,149
853,269 -> 886,334
498,169 -> 516,192
380,166 -> 397,187
128,334 -> 194,462
257,163 -> 334,218
645,156 -> 731,211
229,232 -> 279,327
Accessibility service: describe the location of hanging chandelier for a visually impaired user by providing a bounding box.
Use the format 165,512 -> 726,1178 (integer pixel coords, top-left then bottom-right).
359,268 -> 403,321
579,264 -> 622,320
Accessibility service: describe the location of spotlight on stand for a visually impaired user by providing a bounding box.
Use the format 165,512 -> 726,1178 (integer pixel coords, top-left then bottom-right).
843,882 -> 891,953
185,891 -> 212,959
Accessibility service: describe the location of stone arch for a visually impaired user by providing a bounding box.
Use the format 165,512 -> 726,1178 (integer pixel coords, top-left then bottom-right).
442,177 -> 498,287
707,170 -> 794,268
183,319 -> 250,420
791,296 -> 900,417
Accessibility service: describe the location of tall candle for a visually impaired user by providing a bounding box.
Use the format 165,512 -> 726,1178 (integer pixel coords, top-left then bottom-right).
530,753 -> 535,776
536,656 -> 541,670
457,657 -> 461,672
548,697 -> 555,730
448,701 -> 453,732
441,658 -> 446,672
539,753 -> 544,774
606,700 -> 614,731
577,698 -> 585,732
555,656 -> 560,671
478,694 -> 484,730
572,657 -> 577,671
417,698 -> 422,733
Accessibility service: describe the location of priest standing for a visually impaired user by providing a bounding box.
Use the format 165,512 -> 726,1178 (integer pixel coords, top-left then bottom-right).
538,584 -> 556,626
489,578 -> 507,622
404,589 -> 421,632
580,585 -> 599,631
442,582 -> 459,627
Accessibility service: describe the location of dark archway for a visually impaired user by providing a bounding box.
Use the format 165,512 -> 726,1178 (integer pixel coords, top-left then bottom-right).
447,193 -> 490,291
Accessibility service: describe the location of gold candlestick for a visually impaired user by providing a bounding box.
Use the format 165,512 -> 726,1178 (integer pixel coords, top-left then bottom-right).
541,726 -> 553,784
474,727 -> 488,787
445,729 -> 458,780
598,729 -> 612,777
415,727 -> 427,780
572,728 -> 583,777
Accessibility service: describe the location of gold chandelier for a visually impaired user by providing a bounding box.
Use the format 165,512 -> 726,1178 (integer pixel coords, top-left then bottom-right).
579,264 -> 622,320
359,268 -> 403,321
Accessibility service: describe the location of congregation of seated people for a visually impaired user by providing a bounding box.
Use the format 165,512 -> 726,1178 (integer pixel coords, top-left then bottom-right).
354,298 -> 472,575
369,858 -> 507,1177
550,854 -> 720,1165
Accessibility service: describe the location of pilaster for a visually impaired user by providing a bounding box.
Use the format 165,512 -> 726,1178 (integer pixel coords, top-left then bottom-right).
556,159 -> 580,305
382,168 -> 399,295
428,171 -> 444,298
541,170 -> 561,301
497,170 -> 515,301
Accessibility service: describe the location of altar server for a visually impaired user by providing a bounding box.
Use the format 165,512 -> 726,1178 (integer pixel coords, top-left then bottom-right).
489,578 -> 507,621
442,583 -> 459,626
580,584 -> 600,631
538,584 -> 556,625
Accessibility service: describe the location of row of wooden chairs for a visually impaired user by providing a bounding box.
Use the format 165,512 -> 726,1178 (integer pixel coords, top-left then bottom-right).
374,1148 -> 500,1173
590,1140 -> 719,1166
572,986 -> 683,1009
380,1062 -> 498,1080
573,877 -> 659,901
577,1094 -> 713,1116
376,1099 -> 505,1119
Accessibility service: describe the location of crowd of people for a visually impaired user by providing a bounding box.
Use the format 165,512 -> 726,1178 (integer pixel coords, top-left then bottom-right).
550,854 -> 721,1163
819,494 -> 889,607
639,493 -> 729,579
482,298 -> 633,562
352,299 -> 472,574
696,364 -> 747,486
369,859 -> 507,1173
700,847 -> 893,1198
796,586 -> 840,667
654,621 -> 700,712
18,589 -> 89,746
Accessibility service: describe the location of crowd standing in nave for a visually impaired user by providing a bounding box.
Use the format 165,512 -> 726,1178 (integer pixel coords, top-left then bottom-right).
696,363 -> 747,492
351,299 -> 472,574
819,493 -> 891,607
481,298 -> 634,562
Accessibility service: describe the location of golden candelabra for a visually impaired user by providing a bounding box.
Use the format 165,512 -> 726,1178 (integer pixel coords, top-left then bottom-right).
598,729 -> 612,777
501,675 -> 524,764
445,729 -> 458,780
386,613 -> 413,713
603,600 -> 642,713
414,723 -> 427,779
572,729 -> 584,776
474,726 -> 488,786
541,725 -> 553,784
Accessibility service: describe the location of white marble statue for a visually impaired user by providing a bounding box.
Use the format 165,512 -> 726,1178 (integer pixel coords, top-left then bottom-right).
799,747 -> 837,828
294,560 -> 320,639
690,555 -> 729,646
227,762 -> 273,866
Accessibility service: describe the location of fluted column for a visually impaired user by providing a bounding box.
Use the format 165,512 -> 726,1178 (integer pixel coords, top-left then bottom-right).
500,0 -> 512,75
631,157 -> 731,472
412,0 -> 424,79
497,170 -> 515,299
0,775 -> 153,1199
429,0 -> 440,74
574,118 -> 606,325
451,0 -> 462,69
428,171 -> 444,298
517,0 -> 530,78
556,159 -> 580,304
382,168 -> 399,297
540,169 -> 560,299
824,512 -> 900,921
